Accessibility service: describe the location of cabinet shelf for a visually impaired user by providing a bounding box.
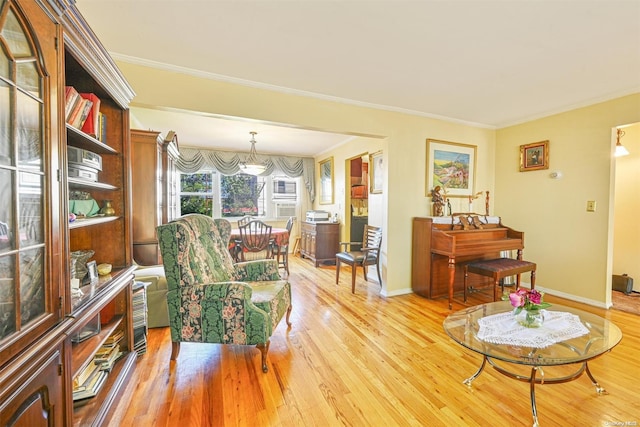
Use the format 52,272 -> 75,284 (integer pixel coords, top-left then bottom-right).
69,215 -> 120,229
68,178 -> 118,191
66,124 -> 117,155
71,314 -> 124,378
70,267 -> 134,314
72,351 -> 136,427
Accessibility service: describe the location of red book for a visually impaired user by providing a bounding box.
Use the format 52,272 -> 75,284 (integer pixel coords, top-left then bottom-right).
79,93 -> 101,137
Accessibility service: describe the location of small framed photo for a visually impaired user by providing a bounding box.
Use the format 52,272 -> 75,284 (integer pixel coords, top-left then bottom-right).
86,261 -> 98,282
369,150 -> 383,194
520,140 -> 549,172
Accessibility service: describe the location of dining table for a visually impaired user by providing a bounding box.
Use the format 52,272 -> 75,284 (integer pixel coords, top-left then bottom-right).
229,227 -> 290,260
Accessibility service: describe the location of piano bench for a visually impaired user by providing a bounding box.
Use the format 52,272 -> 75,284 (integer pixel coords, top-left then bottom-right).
464,258 -> 536,303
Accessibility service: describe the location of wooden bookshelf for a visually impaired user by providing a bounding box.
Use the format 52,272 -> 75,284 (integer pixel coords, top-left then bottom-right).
0,1 -> 136,426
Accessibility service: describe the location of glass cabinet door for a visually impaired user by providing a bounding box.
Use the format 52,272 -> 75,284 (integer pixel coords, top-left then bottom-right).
0,0 -> 57,350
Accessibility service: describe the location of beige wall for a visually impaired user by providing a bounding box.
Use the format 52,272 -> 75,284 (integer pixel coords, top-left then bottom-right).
118,61 -> 639,304
613,122 -> 640,292
495,94 -> 640,307
117,61 -> 496,296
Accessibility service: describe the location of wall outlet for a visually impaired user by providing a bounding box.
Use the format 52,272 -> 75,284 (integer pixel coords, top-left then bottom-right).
587,201 -> 596,212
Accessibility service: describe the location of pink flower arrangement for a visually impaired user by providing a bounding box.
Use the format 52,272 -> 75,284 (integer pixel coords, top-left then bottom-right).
508,288 -> 551,314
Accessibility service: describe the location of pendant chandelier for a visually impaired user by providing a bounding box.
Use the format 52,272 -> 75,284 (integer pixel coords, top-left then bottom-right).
240,131 -> 267,175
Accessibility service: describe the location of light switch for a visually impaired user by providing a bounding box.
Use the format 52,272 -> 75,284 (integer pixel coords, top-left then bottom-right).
587,201 -> 596,212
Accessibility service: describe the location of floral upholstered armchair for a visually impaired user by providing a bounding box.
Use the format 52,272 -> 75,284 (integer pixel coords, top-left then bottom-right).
156,214 -> 292,373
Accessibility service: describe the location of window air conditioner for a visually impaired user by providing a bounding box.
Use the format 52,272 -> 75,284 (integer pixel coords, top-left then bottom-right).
275,203 -> 296,218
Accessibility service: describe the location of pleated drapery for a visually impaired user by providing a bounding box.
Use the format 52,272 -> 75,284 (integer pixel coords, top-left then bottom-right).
174,147 -> 317,202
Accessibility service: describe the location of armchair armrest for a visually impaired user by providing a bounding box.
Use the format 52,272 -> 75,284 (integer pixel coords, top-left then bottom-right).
234,258 -> 281,281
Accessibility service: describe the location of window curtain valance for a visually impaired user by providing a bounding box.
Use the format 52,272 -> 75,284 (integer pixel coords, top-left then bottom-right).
175,147 -> 316,202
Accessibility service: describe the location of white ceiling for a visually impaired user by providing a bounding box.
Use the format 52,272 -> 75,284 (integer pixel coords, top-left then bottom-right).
75,0 -> 640,156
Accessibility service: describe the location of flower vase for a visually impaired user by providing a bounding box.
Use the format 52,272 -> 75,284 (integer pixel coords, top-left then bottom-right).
514,308 -> 544,328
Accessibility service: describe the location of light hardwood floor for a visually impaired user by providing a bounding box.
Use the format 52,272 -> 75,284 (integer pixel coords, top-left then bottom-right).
113,256 -> 640,426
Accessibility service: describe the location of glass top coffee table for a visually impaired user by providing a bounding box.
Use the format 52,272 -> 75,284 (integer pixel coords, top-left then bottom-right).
443,301 -> 622,427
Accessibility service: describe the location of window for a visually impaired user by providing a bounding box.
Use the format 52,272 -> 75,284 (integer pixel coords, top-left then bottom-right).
178,171 -> 299,219
180,172 -> 213,216
220,174 -> 264,217
272,177 -> 297,200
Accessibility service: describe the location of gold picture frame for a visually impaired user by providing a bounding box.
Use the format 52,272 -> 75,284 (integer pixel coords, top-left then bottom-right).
369,150 -> 383,194
519,140 -> 549,172
426,139 -> 476,197
319,157 -> 334,204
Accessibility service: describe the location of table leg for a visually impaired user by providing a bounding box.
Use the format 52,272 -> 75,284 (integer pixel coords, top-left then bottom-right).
463,356 -> 487,387
530,366 -> 542,427
585,362 -> 608,395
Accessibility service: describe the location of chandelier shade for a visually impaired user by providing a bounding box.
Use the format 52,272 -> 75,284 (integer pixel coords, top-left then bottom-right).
240,131 -> 267,175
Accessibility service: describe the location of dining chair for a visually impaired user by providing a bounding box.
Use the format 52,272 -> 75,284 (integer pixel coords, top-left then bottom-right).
232,216 -> 253,262
273,217 -> 295,276
238,220 -> 273,261
336,225 -> 383,293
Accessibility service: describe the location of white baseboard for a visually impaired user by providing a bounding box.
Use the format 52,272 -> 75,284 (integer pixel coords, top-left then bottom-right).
382,287 -> 413,297
382,282 -> 612,309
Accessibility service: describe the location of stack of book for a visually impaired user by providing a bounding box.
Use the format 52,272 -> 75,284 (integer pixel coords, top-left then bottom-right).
72,329 -> 125,404
94,335 -> 123,372
72,361 -> 108,403
133,281 -> 149,356
65,86 -> 106,141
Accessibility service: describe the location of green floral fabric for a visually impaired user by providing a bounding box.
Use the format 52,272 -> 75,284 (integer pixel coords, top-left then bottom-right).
156,214 -> 291,346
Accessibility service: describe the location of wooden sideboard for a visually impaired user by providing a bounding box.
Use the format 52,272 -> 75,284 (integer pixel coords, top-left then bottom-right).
300,222 -> 340,266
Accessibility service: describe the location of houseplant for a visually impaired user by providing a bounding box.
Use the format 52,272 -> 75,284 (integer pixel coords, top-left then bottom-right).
507,289 -> 551,328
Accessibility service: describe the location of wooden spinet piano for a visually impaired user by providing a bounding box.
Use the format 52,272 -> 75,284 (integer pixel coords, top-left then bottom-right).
411,215 -> 525,308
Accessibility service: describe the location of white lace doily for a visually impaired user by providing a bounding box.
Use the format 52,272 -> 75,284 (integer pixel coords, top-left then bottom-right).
477,310 -> 589,348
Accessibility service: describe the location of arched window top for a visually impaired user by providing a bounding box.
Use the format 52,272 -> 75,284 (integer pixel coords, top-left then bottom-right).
0,1 -> 43,98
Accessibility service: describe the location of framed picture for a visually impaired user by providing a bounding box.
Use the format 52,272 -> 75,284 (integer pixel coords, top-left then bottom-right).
319,157 -> 334,205
520,140 -> 549,171
369,150 -> 383,194
426,139 -> 476,197
86,260 -> 98,282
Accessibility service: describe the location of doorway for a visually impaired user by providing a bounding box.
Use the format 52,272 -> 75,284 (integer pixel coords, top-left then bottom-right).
611,122 -> 640,300
347,154 -> 369,251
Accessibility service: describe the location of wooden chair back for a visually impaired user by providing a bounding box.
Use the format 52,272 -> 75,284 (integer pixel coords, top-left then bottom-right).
238,220 -> 273,260
362,225 -> 383,258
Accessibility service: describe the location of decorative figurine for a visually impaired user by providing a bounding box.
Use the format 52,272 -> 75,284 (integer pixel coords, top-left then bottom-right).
431,186 -> 445,216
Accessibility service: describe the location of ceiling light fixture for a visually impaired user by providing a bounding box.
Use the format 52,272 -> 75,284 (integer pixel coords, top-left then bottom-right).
615,128 -> 629,157
240,131 -> 267,175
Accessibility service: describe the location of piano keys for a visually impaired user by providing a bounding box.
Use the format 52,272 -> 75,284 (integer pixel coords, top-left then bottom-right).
411,215 -> 525,308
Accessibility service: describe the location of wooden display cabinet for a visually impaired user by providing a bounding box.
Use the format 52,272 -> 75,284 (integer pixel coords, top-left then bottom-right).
0,1 -> 136,426
300,222 -> 340,267
131,129 -> 179,266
